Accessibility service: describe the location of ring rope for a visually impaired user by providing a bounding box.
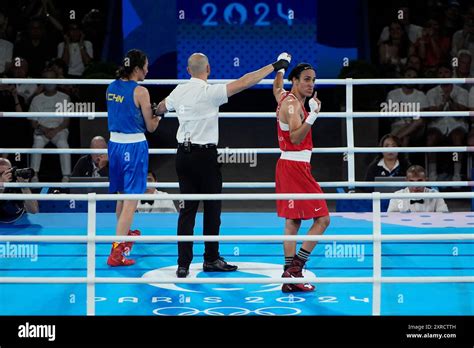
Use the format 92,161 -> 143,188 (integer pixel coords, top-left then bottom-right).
0,146 -> 471,154
2,181 -> 472,189
1,77 -> 471,85
1,111 -> 471,118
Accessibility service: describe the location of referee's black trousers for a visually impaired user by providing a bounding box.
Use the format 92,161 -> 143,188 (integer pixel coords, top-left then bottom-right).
176,146 -> 222,268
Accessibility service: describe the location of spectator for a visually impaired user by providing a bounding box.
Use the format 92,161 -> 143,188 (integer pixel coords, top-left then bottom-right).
46,58 -> 79,101
364,134 -> 411,188
451,15 -> 474,70
7,57 -> 39,107
453,49 -> 472,83
82,9 -> 105,59
136,171 -> 178,213
426,65 -> 468,181
378,7 -> 422,44
405,54 -> 423,76
14,18 -> 56,77
28,69 -> 71,182
0,75 -> 29,165
72,136 -> 109,177
0,157 -> 39,223
379,20 -> 410,76
0,77 -> 24,115
0,12 -> 13,74
442,1 -> 462,38
409,19 -> 450,77
387,165 -> 448,212
57,20 -> 93,77
386,68 -> 428,147
0,11 -> 8,38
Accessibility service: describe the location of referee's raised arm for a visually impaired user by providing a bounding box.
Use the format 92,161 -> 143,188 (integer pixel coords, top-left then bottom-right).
153,52 -> 291,114
226,52 -> 291,97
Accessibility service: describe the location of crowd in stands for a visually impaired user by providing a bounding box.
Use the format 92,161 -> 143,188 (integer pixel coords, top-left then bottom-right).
374,2 -> 474,185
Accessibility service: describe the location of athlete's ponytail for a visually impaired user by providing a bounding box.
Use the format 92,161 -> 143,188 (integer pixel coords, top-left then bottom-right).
116,49 -> 147,79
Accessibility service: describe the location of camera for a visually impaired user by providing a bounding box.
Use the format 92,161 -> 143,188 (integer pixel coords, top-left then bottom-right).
11,167 -> 35,181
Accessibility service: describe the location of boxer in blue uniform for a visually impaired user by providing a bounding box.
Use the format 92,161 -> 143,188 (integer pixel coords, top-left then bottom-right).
106,49 -> 161,266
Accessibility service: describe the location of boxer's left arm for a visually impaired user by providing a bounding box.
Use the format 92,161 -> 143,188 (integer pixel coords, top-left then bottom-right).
135,86 -> 160,133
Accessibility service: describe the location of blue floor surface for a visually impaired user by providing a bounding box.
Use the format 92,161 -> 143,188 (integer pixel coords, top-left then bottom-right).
0,212 -> 473,315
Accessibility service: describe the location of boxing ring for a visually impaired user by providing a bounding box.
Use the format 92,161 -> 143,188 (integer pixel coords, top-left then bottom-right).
0,77 -> 473,316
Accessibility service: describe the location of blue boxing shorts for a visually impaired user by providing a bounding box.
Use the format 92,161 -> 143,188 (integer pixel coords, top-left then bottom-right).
108,139 -> 148,194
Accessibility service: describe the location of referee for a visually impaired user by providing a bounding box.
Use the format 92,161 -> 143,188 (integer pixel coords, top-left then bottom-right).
155,52 -> 291,277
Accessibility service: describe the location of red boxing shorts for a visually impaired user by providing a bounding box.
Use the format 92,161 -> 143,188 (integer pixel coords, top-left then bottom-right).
275,159 -> 329,220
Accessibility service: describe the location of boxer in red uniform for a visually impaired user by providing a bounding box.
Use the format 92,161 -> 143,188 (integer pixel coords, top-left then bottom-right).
273,57 -> 330,292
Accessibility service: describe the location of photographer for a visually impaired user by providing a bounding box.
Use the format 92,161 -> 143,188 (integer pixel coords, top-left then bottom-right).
0,158 -> 39,223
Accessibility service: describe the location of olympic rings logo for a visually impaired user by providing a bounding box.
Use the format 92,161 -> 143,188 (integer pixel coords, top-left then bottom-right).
152,306 -> 301,316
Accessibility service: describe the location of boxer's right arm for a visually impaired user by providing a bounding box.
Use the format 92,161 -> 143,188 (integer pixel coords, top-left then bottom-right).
273,71 -> 285,103
273,53 -> 291,102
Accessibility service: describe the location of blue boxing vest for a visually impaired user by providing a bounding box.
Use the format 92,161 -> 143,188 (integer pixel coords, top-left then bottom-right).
106,79 -> 145,134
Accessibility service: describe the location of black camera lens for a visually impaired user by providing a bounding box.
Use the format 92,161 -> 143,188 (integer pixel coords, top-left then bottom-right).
11,167 -> 35,180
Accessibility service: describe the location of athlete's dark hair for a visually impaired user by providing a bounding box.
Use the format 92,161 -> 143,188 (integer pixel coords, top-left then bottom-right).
116,49 -> 147,79
288,63 -> 314,82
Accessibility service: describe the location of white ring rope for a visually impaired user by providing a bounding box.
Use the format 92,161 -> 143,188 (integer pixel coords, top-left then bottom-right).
0,146 -> 471,155
1,77 -> 472,85
1,111 -> 472,118
0,233 -> 472,243
0,192 -> 473,201
2,181 -> 472,189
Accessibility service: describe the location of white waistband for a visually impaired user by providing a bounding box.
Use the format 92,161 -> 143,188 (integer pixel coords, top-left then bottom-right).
278,120 -> 289,131
110,132 -> 146,143
280,150 -> 312,163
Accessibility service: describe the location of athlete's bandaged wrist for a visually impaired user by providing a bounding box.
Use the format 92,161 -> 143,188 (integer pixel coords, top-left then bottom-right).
305,112 -> 318,125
